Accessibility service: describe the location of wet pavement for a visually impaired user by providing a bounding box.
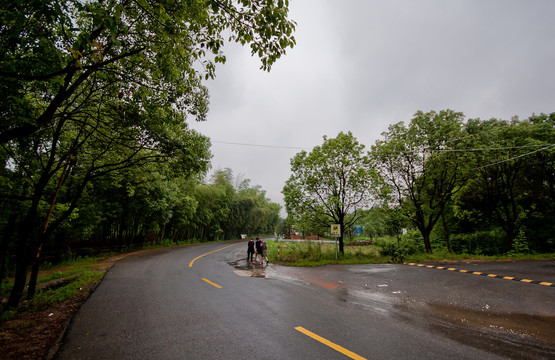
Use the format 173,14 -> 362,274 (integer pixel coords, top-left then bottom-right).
230,257 -> 555,359
56,244 -> 554,360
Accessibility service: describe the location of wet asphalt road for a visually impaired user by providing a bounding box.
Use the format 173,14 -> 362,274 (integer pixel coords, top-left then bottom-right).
55,241 -> 555,359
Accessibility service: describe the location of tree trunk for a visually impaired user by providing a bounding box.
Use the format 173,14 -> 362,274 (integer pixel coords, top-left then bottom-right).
339,234 -> 344,254
338,216 -> 345,255
423,231 -> 432,254
0,213 -> 17,287
159,224 -> 166,243
441,210 -> 451,252
27,156 -> 71,299
8,190 -> 44,307
7,221 -> 32,307
26,243 -> 42,300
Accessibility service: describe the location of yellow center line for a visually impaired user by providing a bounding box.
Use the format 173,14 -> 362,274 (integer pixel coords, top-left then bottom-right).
188,243 -> 240,268
459,270 -> 469,273
503,276 -> 515,280
540,282 -> 553,286
447,268 -> 456,271
520,279 -> 533,283
473,272 -> 482,275
201,278 -> 222,288
295,326 -> 367,360
487,274 -> 498,277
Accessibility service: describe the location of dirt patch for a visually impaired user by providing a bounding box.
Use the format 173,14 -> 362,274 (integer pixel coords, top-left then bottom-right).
0,250 -> 152,360
0,283 -> 94,360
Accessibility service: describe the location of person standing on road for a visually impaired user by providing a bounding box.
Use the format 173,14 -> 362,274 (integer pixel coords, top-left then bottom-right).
247,237 -> 255,262
255,237 -> 263,265
261,239 -> 268,266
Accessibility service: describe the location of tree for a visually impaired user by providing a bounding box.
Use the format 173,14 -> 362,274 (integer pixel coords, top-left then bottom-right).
0,0 -> 296,143
1,0 -> 295,307
208,168 -> 281,238
371,110 -> 467,253
3,99 -> 211,306
453,115 -> 555,252
282,132 -> 375,254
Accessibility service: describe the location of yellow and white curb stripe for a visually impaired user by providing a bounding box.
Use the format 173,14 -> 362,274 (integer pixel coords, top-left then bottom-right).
405,263 -> 554,287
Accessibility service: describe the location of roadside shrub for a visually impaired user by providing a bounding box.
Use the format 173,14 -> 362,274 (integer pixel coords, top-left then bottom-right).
451,228 -> 505,255
507,227 -> 532,255
375,233 -> 422,262
377,242 -> 418,263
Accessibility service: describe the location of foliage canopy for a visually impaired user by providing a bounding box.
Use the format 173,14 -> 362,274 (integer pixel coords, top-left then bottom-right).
283,131 -> 376,253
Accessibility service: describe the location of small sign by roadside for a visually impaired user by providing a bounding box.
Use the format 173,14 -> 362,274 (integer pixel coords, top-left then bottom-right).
331,224 -> 340,237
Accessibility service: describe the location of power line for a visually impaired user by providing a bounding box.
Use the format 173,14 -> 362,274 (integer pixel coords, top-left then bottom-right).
213,140 -> 553,153
432,144 -> 554,152
475,144 -> 555,170
212,140 -> 312,150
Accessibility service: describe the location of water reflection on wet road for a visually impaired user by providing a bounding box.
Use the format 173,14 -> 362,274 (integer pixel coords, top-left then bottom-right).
259,260 -> 555,359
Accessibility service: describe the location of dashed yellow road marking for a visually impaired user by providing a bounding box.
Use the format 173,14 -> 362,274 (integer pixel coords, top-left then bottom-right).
447,268 -> 456,271
487,274 -> 498,278
459,270 -> 469,273
201,278 -> 222,288
473,272 -> 482,275
503,276 -> 515,280
520,279 -> 533,283
295,326 -> 367,360
540,282 -> 553,286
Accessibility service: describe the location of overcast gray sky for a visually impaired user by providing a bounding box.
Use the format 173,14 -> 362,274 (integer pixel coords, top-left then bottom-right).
190,0 -> 555,214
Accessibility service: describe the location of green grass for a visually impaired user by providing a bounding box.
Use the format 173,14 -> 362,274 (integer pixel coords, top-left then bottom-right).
0,256 -> 108,322
29,269 -> 104,309
267,239 -> 555,267
267,240 -> 389,266
404,250 -> 555,263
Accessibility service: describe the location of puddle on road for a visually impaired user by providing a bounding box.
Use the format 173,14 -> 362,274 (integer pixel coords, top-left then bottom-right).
229,260 -> 267,278
229,260 -> 315,288
349,265 -> 398,274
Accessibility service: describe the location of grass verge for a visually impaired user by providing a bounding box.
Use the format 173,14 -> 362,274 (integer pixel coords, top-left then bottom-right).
267,240 -> 389,266
268,240 -> 555,267
1,255 -> 111,322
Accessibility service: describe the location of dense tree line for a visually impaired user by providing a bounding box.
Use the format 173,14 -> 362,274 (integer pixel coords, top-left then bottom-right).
370,111 -> 554,255
284,111 -> 555,256
1,151 -> 281,306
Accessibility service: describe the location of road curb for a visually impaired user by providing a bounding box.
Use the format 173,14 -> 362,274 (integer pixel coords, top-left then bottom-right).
404,262 -> 555,287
